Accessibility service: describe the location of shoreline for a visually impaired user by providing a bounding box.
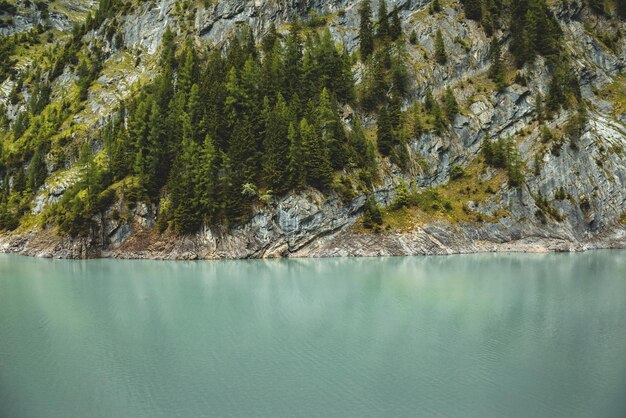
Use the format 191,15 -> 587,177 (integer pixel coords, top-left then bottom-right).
2,223 -> 625,260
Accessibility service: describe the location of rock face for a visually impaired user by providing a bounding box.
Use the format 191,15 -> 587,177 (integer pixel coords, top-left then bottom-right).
1,0 -> 625,259
0,0 -> 95,36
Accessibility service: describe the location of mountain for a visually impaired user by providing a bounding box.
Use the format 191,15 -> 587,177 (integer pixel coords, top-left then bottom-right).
0,0 -> 625,259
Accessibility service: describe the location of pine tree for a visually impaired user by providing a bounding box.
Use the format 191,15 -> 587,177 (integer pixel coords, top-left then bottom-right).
389,5 -> 402,41
377,105 -> 395,156
349,117 -> 377,180
432,101 -> 446,133
284,21 -> 303,99
168,114 -> 201,233
389,91 -> 403,133
12,166 -> 26,194
363,196 -> 383,229
27,147 -> 47,191
262,94 -> 292,194
424,88 -> 435,112
434,29 -> 447,64
489,37 -> 506,91
178,40 -> 199,97
618,0 -> 626,18
359,0 -> 374,61
377,0 -> 390,39
160,27 -> 177,72
461,0 -> 482,21
196,134 -> 218,222
224,117 -> 256,222
300,118 -> 333,190
413,105 -> 423,139
586,0 -> 604,14
444,87 -> 459,121
262,22 -> 279,53
316,88 -> 348,170
359,52 -> 388,111
431,0 -> 441,13
287,122 -> 305,189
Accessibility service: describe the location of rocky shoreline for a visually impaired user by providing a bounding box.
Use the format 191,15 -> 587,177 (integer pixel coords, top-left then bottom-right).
2,219 -> 624,260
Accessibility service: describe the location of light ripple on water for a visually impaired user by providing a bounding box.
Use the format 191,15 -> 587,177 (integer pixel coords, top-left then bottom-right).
1,251 -> 626,418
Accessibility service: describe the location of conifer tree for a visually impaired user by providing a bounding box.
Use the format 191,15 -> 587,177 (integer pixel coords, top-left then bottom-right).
316,88 -> 348,170
363,196 -> 383,229
461,0 -> 482,21
389,5 -> 402,41
359,0 -> 374,61
260,41 -> 285,104
196,134 -> 218,222
435,29 -> 447,64
168,113 -> 201,233
424,88 -> 435,112
444,87 -> 459,121
432,101 -> 446,133
377,0 -> 390,39
300,118 -> 333,190
377,105 -> 395,156
431,0 -> 441,13
27,147 -> 47,191
160,27 -> 177,72
489,37 -> 506,91
284,21 -> 303,99
413,105 -> 423,139
262,22 -> 279,53
12,166 -> 26,194
389,91 -> 403,131
586,0 -> 604,14
178,40 -> 199,98
262,94 -> 291,194
349,117 -> 377,180
287,122 -> 305,189
224,117 -> 256,222
619,0 -> 626,18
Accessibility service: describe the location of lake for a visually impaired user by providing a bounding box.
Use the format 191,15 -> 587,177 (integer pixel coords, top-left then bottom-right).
1,251 -> 625,417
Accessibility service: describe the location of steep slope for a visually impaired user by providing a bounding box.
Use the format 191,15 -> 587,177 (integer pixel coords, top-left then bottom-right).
0,0 -> 625,259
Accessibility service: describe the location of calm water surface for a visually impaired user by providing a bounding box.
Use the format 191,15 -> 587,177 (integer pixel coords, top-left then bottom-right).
1,251 -> 625,417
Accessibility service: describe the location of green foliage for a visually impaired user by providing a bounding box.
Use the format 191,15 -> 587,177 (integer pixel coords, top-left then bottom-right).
0,35 -> 17,83
363,196 -> 383,229
432,101 -> 446,134
26,147 -> 47,191
431,0 -> 442,13
434,29 -> 447,64
389,6 -> 402,41
483,137 -> 525,187
359,0 -> 374,61
546,60 -> 581,112
619,0 -> 626,18
377,0 -> 389,40
449,164 -> 466,180
443,87 -> 459,121
393,180 -> 411,209
359,40 -> 409,111
509,0 -> 561,67
300,118 -> 333,190
348,117 -> 378,183
377,105 -> 396,156
489,38 -> 506,91
586,0 -> 605,14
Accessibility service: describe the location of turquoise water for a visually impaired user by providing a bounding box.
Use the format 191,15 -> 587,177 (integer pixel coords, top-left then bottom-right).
1,251 -> 625,417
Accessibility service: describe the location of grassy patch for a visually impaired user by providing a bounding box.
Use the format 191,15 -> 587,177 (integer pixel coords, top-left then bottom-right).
355,159 -> 507,233
595,74 -> 626,119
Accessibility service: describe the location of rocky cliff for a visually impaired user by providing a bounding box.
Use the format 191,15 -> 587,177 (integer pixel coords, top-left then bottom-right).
0,0 -> 625,259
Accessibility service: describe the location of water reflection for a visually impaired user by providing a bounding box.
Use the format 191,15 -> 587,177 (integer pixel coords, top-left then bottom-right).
1,251 -> 625,417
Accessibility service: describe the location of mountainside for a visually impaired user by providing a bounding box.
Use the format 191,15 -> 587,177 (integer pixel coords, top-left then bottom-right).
0,0 -> 625,259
